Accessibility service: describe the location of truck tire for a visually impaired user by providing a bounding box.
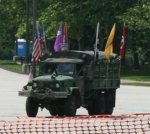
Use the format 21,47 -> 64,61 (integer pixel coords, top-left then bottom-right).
26,97 -> 38,117
87,93 -> 105,115
49,107 -> 64,116
49,107 -> 57,116
49,100 -> 65,116
64,95 -> 77,116
105,96 -> 114,114
105,90 -> 116,114
105,106 -> 114,114
57,107 -> 65,116
57,100 -> 65,116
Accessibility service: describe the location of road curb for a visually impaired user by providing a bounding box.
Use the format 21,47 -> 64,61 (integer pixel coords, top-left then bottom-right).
121,80 -> 150,86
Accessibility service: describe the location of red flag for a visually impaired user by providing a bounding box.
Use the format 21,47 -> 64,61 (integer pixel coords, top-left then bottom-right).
120,23 -> 126,59
28,71 -> 33,81
61,22 -> 69,51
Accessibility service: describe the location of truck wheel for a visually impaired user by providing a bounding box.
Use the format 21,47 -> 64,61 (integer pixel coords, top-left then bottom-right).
57,99 -> 65,116
49,107 -> 57,116
49,107 -> 64,116
105,106 -> 114,114
105,91 -> 116,114
49,100 -> 65,116
105,96 -> 114,114
26,97 -> 38,117
87,93 -> 105,115
57,107 -> 65,116
64,96 -> 77,116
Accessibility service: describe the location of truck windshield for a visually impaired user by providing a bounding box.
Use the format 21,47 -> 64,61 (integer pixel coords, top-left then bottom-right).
56,63 -> 74,75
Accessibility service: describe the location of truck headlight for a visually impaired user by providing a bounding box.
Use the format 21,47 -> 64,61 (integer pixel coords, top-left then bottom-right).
33,82 -> 37,88
56,83 -> 60,88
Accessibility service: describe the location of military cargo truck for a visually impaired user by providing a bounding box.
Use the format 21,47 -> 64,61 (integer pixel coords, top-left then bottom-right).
19,50 -> 121,117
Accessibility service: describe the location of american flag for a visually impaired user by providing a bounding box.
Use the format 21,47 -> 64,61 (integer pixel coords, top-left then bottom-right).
32,25 -> 45,63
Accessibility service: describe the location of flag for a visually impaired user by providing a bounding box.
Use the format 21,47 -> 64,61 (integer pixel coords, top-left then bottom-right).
120,23 -> 126,59
28,68 -> 33,81
61,22 -> 69,51
104,23 -> 116,60
54,23 -> 62,52
32,24 -> 44,63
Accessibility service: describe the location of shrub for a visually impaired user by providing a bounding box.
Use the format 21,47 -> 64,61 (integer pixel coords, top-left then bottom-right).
0,48 -> 14,60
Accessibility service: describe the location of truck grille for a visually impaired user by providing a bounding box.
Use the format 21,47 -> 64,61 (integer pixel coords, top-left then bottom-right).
36,81 -> 59,91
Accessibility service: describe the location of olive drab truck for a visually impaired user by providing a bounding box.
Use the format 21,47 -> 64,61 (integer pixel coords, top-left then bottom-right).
18,50 -> 121,117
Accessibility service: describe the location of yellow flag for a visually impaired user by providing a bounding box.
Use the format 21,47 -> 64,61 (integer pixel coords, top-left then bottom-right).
104,23 -> 116,60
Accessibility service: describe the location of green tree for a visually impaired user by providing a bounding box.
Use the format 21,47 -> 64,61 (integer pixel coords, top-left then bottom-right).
118,0 -> 150,69
0,0 -> 149,66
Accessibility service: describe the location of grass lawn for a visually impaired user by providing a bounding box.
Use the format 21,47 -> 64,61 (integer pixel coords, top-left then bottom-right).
0,60 -> 22,73
121,66 -> 150,82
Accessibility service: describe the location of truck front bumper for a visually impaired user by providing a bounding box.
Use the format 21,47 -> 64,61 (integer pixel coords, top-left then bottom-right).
18,90 -> 69,100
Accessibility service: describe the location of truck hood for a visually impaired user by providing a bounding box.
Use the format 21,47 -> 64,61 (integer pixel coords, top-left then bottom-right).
33,75 -> 74,82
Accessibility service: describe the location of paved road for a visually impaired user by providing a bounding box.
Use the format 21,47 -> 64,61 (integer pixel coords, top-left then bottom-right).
0,68 -> 150,121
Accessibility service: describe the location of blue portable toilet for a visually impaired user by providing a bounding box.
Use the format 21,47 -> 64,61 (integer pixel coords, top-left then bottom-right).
17,39 -> 26,57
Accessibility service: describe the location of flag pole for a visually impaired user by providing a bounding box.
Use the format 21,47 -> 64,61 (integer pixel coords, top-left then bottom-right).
54,22 -> 63,52
94,22 -> 99,62
32,0 -> 37,78
42,22 -> 47,51
120,22 -> 126,65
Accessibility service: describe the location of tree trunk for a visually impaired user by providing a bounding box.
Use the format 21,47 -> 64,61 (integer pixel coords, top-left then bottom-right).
121,57 -> 126,66
133,49 -> 140,70
77,38 -> 81,50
